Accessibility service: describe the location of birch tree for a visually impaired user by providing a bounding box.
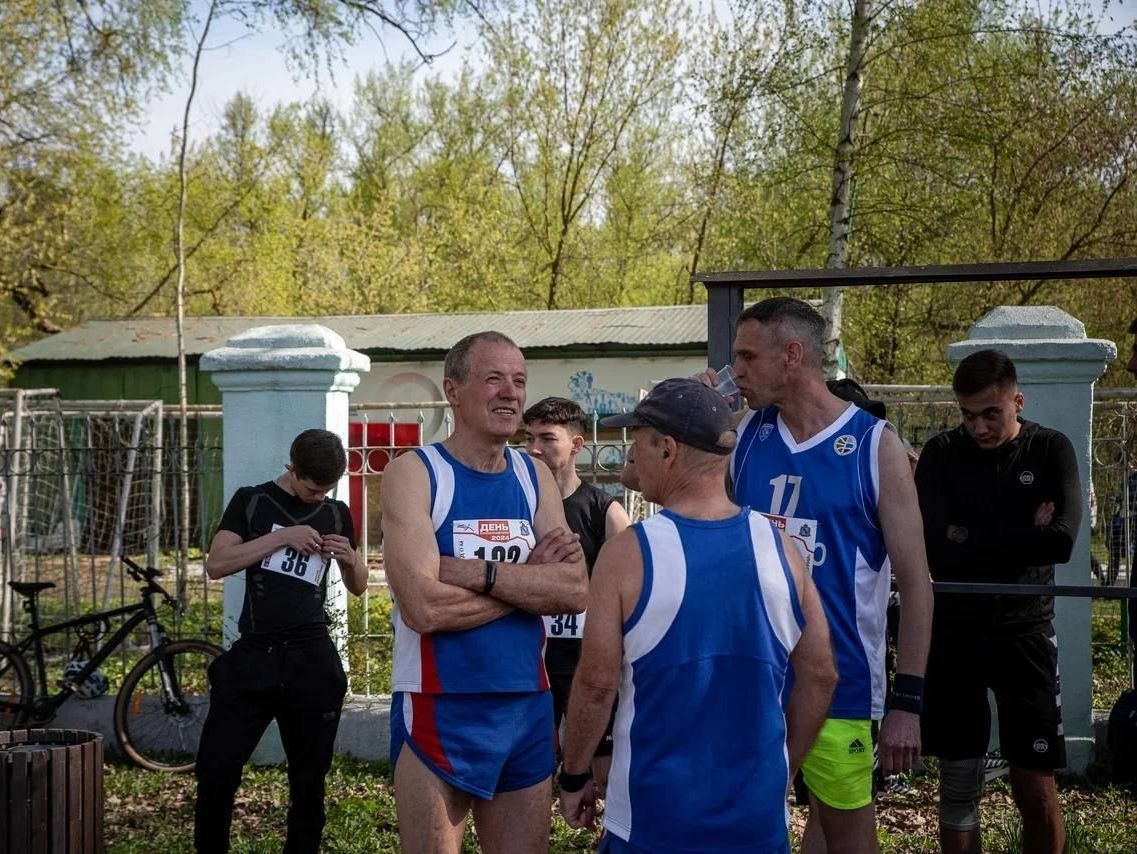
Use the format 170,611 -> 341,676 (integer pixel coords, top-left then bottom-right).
819,0 -> 873,377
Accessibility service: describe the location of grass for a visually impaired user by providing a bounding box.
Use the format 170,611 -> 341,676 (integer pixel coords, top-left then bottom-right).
103,756 -> 1137,854
1092,599 -> 1131,710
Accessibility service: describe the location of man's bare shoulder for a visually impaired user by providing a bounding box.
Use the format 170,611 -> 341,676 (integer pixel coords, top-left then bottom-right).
380,451 -> 430,508
596,525 -> 642,570
384,449 -> 427,480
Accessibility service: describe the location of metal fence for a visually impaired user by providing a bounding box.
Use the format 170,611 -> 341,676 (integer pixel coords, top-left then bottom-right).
0,392 -> 225,679
866,385 -> 1137,592
3,388 -> 1132,696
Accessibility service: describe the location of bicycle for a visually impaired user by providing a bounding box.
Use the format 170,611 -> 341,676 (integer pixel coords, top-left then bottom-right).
0,555 -> 222,772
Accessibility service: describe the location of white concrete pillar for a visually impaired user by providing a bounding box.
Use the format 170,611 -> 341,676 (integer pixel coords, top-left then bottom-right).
200,325 -> 370,651
947,306 -> 1115,773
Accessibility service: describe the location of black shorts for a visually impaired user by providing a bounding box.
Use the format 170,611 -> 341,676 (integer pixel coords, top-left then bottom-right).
922,621 -> 1065,770
550,672 -> 615,758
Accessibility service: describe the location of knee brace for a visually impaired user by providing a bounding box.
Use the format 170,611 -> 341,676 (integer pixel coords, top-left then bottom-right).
939,758 -> 985,831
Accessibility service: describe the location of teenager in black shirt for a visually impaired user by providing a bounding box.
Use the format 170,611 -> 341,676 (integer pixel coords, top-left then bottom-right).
916,351 -> 1081,854
524,397 -> 629,792
194,429 -> 367,853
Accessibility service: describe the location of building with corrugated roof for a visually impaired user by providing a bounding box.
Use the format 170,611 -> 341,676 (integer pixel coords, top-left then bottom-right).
7,306 -> 712,424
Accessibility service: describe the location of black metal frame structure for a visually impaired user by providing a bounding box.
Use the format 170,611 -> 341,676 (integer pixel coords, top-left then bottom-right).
697,256 -> 1137,605
696,257 -> 1137,371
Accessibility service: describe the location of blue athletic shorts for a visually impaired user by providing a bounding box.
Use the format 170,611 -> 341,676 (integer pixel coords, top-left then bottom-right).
390,690 -> 555,799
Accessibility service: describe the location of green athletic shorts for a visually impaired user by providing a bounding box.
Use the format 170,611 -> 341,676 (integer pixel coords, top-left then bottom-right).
800,718 -> 876,810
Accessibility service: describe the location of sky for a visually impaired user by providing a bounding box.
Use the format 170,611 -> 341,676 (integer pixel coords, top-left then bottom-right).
128,8 -> 475,161
127,0 -> 1137,162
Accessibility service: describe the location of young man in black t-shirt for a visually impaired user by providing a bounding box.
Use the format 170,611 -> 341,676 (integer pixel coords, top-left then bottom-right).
524,397 -> 629,791
193,429 -> 368,854
916,351 -> 1081,854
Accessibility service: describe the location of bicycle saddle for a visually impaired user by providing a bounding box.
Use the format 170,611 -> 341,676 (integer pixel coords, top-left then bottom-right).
8,581 -> 56,596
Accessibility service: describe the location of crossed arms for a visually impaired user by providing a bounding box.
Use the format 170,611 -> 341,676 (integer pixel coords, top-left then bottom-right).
380,451 -> 589,635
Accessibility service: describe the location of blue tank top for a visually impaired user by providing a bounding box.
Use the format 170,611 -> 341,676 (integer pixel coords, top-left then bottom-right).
390,443 -> 549,694
730,403 -> 890,719
604,509 -> 803,852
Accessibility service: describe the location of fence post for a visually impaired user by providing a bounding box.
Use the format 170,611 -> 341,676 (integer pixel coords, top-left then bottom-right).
201,325 -> 369,764
947,306 -> 1116,774
200,325 -> 370,654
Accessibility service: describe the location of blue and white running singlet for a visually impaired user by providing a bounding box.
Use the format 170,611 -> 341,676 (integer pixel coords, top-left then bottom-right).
390,443 -> 549,694
731,402 -> 890,719
604,509 -> 802,852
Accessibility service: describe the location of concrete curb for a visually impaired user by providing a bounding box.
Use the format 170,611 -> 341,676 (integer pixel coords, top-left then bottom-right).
45,694 -> 394,766
42,698 -> 1118,773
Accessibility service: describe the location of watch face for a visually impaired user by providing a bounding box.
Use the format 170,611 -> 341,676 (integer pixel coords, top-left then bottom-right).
947,525 -> 969,543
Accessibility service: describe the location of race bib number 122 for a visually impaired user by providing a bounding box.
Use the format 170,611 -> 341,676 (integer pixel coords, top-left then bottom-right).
452,519 -> 535,564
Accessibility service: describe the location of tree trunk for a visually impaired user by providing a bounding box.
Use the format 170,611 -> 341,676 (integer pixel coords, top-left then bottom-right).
174,0 -> 217,602
821,0 -> 870,378
686,112 -> 738,304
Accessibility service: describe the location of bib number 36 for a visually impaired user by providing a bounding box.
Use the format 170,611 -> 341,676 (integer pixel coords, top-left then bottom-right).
261,524 -> 328,586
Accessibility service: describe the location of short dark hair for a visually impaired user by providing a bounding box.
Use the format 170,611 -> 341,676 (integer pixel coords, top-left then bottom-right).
1129,317 -> 1137,334
952,349 -> 1018,396
523,397 -> 588,435
290,429 -> 347,485
444,331 -> 519,382
737,297 -> 825,367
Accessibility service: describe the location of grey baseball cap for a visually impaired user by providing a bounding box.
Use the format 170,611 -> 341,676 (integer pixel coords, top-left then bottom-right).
600,378 -> 736,455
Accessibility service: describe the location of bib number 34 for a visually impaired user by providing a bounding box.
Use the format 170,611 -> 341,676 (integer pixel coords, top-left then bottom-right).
544,610 -> 586,638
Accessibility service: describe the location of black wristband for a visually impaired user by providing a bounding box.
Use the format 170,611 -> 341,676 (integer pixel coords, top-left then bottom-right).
557,765 -> 592,793
886,673 -> 925,715
482,560 -> 497,595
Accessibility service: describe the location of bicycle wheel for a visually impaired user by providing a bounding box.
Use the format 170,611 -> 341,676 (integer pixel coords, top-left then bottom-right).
114,639 -> 222,772
0,641 -> 32,728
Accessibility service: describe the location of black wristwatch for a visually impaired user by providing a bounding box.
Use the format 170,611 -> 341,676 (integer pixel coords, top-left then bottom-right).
482,560 -> 497,595
557,764 -> 592,793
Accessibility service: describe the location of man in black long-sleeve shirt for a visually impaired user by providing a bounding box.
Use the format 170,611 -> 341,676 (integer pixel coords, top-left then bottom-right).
916,350 -> 1081,854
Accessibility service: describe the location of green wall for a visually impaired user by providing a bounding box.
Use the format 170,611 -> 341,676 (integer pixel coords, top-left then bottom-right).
11,360 -> 220,405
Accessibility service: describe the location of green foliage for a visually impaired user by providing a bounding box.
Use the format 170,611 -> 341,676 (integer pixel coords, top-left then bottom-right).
3,0 -> 1137,384
346,589 -> 393,695
0,0 -> 184,353
482,0 -> 688,309
1092,599 -> 1131,709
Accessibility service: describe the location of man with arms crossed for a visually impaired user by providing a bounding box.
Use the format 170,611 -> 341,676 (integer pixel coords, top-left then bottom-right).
524,397 -> 630,789
380,331 -> 588,854
717,297 -> 933,854
559,378 -> 836,852
916,350 -> 1081,854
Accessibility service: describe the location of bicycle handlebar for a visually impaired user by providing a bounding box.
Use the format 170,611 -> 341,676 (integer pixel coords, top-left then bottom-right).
119,555 -> 178,608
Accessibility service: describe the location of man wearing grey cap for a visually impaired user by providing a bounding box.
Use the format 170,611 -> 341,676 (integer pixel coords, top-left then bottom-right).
557,378 -> 837,853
